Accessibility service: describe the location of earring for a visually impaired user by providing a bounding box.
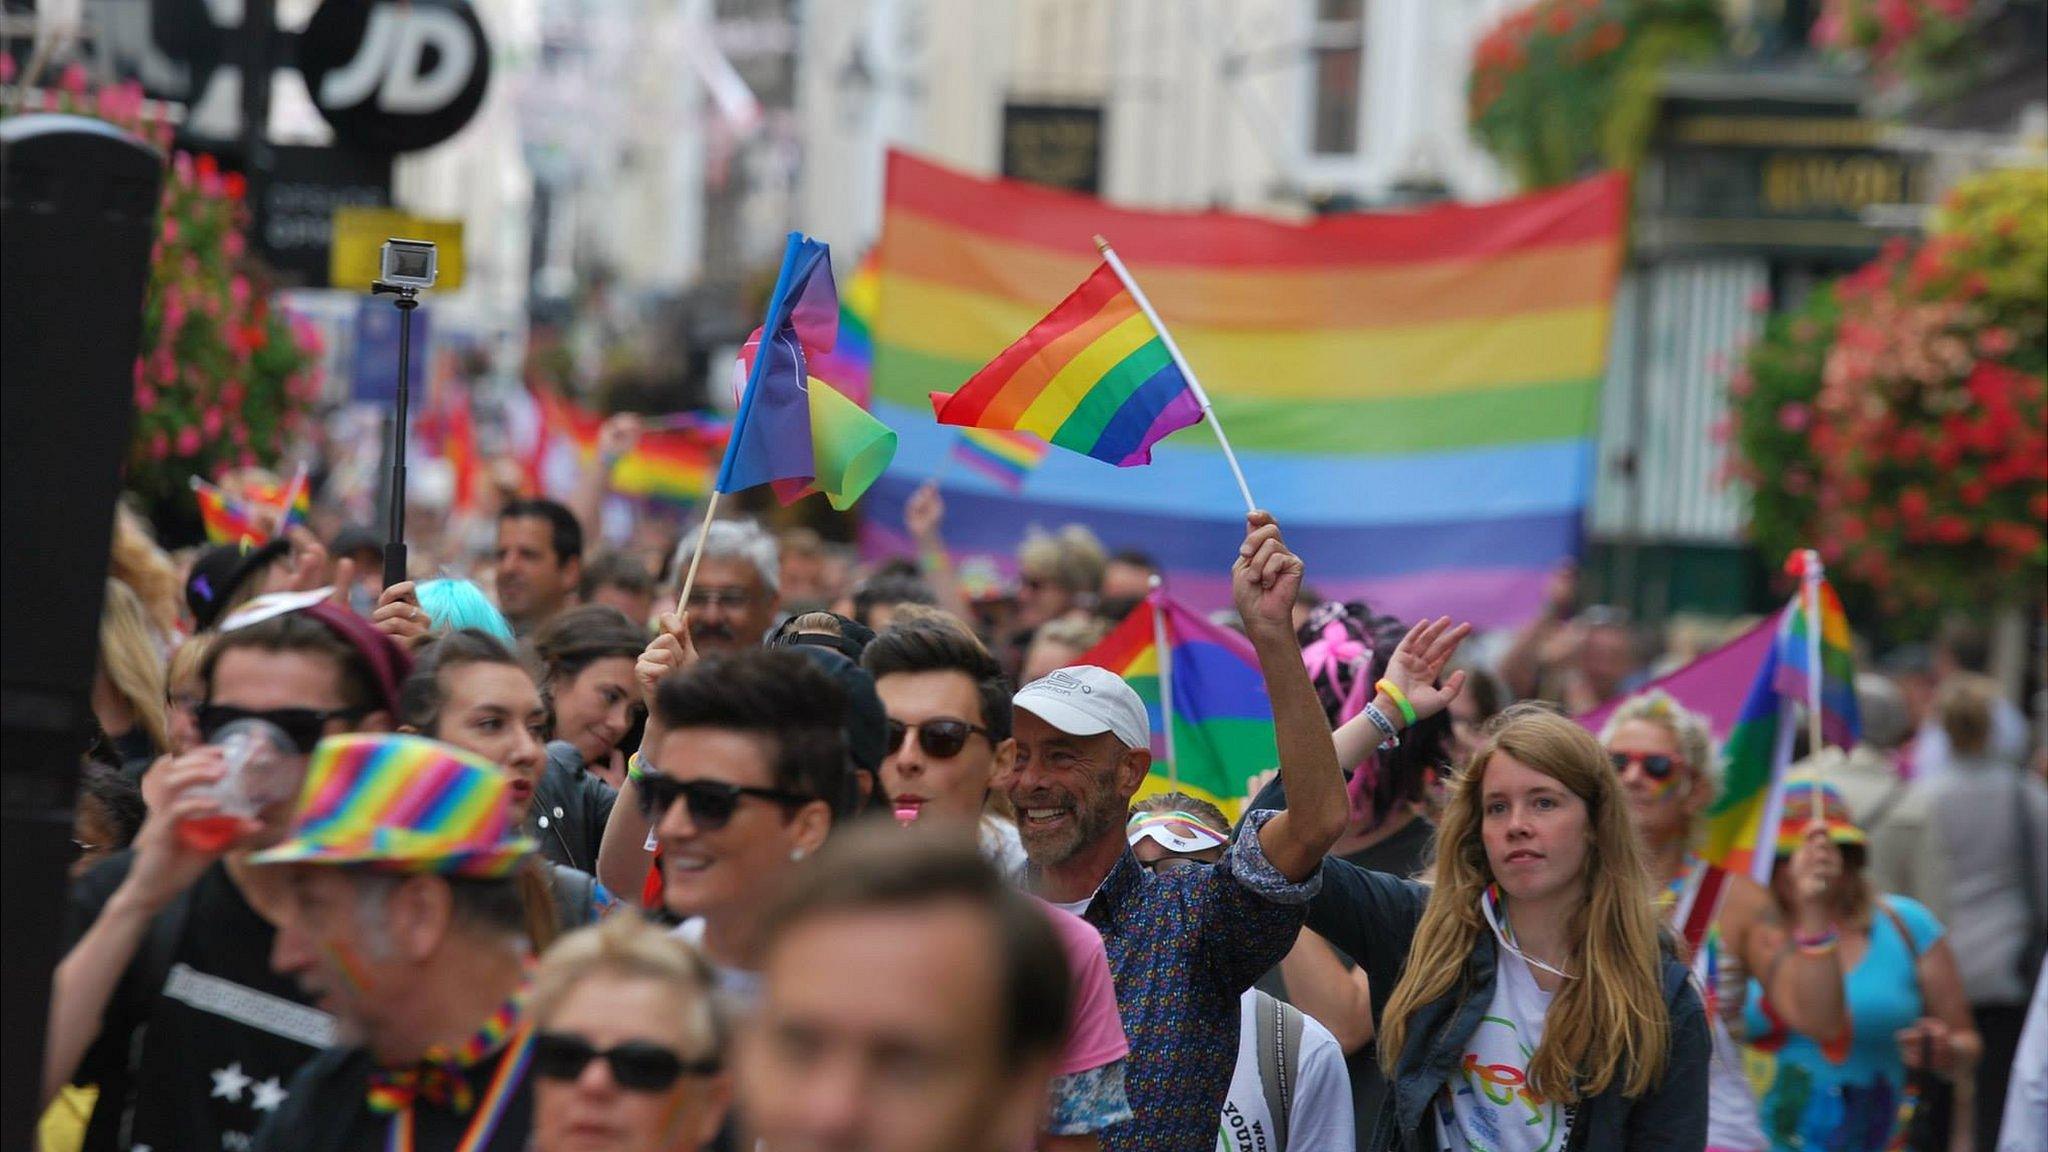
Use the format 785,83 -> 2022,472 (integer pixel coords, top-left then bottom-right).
790,847 -> 807,862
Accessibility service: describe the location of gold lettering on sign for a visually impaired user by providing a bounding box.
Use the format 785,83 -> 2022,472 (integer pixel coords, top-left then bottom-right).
1005,113 -> 1101,191
1761,154 -> 1908,214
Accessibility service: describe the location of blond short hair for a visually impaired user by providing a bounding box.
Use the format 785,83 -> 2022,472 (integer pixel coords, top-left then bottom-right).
1598,689 -> 1720,807
1017,526 -> 1106,594
533,915 -> 723,1061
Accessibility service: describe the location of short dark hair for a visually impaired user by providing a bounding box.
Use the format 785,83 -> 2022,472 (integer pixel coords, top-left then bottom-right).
861,622 -> 1014,742
654,649 -> 854,817
531,605 -> 647,691
579,551 -> 654,601
850,571 -> 937,629
201,612 -> 379,713
401,629 -> 527,734
500,498 -> 584,564
1107,549 -> 1157,571
758,823 -> 1071,1068
78,762 -> 147,847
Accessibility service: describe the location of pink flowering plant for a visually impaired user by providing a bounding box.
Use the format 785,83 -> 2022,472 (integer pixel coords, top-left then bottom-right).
1730,167 -> 2048,616
5,68 -> 321,504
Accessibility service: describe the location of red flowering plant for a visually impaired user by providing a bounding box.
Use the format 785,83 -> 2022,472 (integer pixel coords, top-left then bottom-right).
3,66 -> 322,507
1731,167 -> 2048,618
1468,0 -> 1723,188
1811,0 -> 1977,95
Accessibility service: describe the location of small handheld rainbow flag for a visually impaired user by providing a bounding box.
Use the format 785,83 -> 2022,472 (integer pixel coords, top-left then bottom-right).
191,476 -> 261,544
611,417 -> 730,505
1703,551 -> 1861,881
932,259 -> 1204,469
1079,589 -> 1279,819
950,428 -> 1049,493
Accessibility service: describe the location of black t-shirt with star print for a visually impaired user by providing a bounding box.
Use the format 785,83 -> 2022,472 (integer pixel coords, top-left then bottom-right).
67,854 -> 335,1152
250,1042 -> 536,1152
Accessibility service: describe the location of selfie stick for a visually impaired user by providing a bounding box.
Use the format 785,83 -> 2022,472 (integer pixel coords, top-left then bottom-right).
370,279 -> 421,589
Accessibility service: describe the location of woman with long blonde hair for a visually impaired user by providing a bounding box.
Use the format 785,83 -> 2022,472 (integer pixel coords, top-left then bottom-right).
1306,704 -> 1709,1150
93,578 -> 170,767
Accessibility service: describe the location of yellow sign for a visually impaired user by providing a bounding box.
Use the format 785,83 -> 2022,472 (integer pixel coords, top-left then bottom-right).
330,208 -> 465,291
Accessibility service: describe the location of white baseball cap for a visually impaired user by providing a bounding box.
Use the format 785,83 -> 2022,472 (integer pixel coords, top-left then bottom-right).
1012,666 -> 1151,751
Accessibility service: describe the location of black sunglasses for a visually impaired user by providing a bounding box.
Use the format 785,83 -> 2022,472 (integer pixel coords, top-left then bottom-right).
633,772 -> 815,831
884,718 -> 992,760
198,703 -> 367,755
531,1030 -> 719,1092
1608,751 -> 1679,781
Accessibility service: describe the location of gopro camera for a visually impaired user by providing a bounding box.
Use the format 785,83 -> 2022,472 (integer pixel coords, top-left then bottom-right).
379,238 -> 437,290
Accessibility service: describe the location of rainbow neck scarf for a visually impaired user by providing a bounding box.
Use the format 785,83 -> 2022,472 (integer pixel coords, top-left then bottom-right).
367,976 -> 535,1151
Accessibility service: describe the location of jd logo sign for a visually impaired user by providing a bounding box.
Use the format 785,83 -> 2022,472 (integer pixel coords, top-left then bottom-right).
298,0 -> 490,152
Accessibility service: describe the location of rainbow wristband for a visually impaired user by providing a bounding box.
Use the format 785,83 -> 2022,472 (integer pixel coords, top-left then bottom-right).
1793,924 -> 1841,954
1375,679 -> 1418,727
626,753 -> 647,783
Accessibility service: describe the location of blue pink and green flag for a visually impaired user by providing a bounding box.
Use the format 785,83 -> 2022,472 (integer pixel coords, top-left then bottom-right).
715,233 -> 897,511
1080,590 -> 1279,819
1704,559 -> 1861,880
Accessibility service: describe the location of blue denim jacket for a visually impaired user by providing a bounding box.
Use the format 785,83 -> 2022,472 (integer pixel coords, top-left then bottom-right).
1308,860 -> 1710,1152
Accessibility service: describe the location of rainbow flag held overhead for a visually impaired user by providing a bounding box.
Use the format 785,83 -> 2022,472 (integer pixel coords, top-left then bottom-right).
811,253 -> 878,405
1704,569 -> 1861,881
932,262 -> 1202,467
860,150 -> 1629,626
1080,591 -> 1279,819
192,477 -> 262,545
611,418 -> 730,505
950,428 -> 1049,492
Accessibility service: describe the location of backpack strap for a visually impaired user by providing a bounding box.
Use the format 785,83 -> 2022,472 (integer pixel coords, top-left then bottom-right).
1252,991 -> 1288,1147
1278,999 -> 1305,1144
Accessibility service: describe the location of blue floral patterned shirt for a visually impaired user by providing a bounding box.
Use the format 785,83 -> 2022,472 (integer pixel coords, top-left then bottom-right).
1070,808 -> 1322,1152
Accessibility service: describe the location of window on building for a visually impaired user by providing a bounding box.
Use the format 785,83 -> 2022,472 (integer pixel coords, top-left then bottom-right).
1310,0 -> 1365,155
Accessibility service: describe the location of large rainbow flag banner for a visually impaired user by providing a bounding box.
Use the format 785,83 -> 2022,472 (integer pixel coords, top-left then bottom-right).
1703,569 -> 1861,881
860,151 -> 1628,625
1081,591 -> 1279,818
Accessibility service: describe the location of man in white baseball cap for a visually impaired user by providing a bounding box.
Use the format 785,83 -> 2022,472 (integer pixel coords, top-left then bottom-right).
996,511 -> 1383,1150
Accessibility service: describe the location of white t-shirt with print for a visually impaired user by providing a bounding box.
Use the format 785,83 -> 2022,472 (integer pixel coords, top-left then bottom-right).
1437,950 -> 1572,1152
1218,990 -> 1356,1152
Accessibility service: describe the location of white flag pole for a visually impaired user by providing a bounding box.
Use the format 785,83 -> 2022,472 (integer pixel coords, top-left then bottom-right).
1094,235 -> 1257,515
1149,575 -> 1178,790
1800,549 -> 1825,826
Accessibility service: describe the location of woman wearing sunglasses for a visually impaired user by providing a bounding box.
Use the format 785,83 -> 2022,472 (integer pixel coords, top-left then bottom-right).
530,915 -> 730,1152
1600,691 -> 1849,1152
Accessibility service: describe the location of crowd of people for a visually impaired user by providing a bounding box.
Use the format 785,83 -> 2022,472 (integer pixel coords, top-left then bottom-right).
37,457 -> 2048,1152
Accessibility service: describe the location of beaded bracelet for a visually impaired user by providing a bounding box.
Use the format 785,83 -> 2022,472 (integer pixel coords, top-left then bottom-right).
1374,678 -> 1418,727
1363,702 -> 1401,752
1793,924 -> 1841,954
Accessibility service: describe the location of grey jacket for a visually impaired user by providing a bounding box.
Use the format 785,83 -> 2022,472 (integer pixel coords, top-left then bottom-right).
1307,860 -> 1710,1151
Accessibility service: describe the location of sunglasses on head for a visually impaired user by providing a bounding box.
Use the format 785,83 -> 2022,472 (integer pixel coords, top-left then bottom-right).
198,704 -> 367,755
1609,751 -> 1679,781
884,718 -> 991,760
632,772 -> 814,831
531,1031 -> 719,1092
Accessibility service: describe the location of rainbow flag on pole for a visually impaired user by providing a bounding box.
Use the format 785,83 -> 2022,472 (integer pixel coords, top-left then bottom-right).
1080,591 -> 1279,819
932,262 -> 1203,466
192,477 -> 262,544
1704,562 -> 1861,881
950,428 -> 1050,492
859,150 -> 1628,625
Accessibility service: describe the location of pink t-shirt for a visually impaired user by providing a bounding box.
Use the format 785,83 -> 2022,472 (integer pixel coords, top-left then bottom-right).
1037,900 -> 1129,1076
